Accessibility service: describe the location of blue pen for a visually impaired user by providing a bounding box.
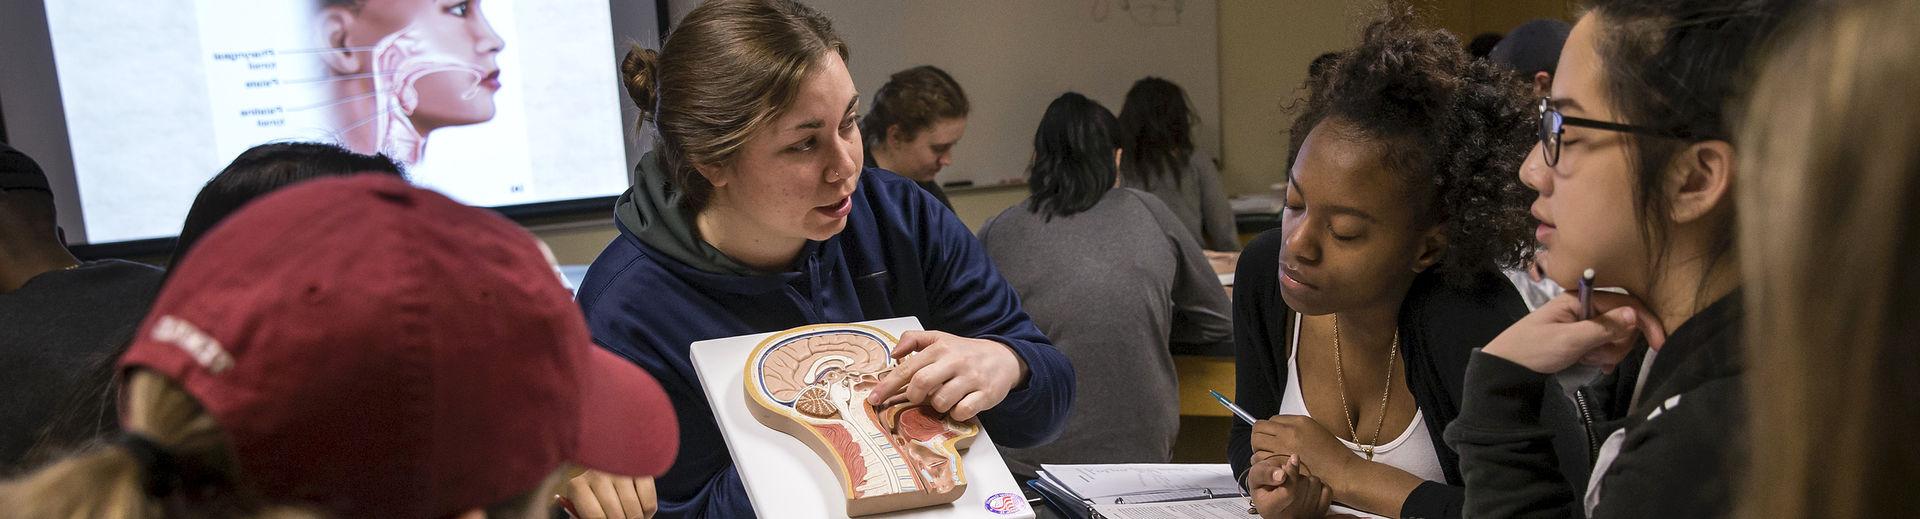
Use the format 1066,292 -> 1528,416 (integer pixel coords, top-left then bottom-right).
1210,390 -> 1258,425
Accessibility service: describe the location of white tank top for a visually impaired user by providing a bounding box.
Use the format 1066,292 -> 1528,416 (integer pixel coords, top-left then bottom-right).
1278,313 -> 1446,518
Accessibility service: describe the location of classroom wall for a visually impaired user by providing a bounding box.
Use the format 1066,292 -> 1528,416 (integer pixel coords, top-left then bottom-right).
1431,0 -> 1578,40
1212,0 -> 1574,199
1215,0 -> 1372,199
534,0 -> 1578,266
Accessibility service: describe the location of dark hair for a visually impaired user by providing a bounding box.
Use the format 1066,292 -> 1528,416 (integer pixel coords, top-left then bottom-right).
1026,93 -> 1120,220
1307,51 -> 1343,80
1467,32 -> 1504,58
622,0 -> 848,213
170,142 -> 403,269
1583,0 -> 1802,293
1286,52 -> 1347,170
1116,77 -> 1196,190
1286,9 -> 1538,285
860,65 -> 969,148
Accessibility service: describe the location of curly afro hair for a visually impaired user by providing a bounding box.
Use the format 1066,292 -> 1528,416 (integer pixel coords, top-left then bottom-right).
1286,8 -> 1538,286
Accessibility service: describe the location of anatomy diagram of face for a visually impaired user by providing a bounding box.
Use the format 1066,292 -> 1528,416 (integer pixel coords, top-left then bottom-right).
320,0 -> 503,163
745,326 -> 979,516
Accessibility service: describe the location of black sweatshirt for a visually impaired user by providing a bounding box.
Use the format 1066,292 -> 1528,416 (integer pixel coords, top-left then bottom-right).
1445,292 -> 1746,518
1227,230 -> 1584,519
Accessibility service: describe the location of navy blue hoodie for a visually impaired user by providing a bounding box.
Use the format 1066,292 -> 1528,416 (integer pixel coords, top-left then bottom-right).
577,155 -> 1075,518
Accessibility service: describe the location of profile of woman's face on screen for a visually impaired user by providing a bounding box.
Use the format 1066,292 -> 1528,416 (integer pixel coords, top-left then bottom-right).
319,0 -> 504,162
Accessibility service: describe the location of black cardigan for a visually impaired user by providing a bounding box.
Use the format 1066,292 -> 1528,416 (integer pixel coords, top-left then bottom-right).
1445,292 -> 1746,518
1226,229 -> 1532,519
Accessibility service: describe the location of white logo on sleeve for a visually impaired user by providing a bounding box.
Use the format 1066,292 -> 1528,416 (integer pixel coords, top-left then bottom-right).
1583,393 -> 1686,517
151,315 -> 235,374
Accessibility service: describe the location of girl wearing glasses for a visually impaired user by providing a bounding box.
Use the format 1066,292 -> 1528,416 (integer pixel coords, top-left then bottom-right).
1229,11 -> 1548,519
1444,0 -> 1802,516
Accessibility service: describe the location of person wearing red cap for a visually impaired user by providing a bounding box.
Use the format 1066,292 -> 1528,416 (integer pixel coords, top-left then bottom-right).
0,175 -> 678,519
577,1 -> 1074,517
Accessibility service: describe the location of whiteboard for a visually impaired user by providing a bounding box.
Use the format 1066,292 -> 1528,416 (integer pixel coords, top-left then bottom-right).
798,0 -> 1222,189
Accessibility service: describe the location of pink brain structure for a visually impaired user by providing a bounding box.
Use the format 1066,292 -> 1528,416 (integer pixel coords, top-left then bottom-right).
744,325 -> 981,516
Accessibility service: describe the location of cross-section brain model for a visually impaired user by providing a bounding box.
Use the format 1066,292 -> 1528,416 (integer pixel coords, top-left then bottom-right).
744,325 -> 980,516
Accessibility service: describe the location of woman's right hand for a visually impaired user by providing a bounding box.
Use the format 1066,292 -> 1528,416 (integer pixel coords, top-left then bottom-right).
1249,455 -> 1332,519
561,470 -> 657,519
1481,291 -> 1668,374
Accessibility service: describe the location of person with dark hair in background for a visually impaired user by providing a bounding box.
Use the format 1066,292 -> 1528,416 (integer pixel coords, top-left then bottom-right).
169,142 -> 405,271
1229,10 -> 1549,518
980,93 -> 1230,477
1118,77 -> 1239,252
1489,19 -> 1573,98
0,143 -> 164,471
1444,0 -> 1802,516
861,65 -> 969,210
579,1 -> 1074,517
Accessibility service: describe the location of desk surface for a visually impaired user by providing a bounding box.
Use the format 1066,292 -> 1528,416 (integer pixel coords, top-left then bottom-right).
1175,355 -> 1237,418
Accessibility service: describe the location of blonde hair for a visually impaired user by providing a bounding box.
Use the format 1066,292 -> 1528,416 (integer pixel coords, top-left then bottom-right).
0,371 -> 308,519
0,372 -> 567,519
1737,0 -> 1920,516
620,0 -> 848,212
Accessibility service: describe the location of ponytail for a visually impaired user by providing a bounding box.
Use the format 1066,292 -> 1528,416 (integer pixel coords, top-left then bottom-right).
0,372 -> 314,519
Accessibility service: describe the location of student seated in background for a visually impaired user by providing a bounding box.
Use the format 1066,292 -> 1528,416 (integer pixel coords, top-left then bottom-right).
0,143 -> 163,471
575,1 -> 1073,517
1118,77 -> 1240,252
1444,0 -> 1799,516
168,142 -> 405,271
861,65 -> 969,210
0,175 -> 679,519
1488,19 -> 1572,99
1738,0 -> 1920,514
1230,11 -> 1555,519
979,92 -> 1231,477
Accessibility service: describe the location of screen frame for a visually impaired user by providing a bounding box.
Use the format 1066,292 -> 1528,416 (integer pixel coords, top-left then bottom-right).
1,0 -> 667,260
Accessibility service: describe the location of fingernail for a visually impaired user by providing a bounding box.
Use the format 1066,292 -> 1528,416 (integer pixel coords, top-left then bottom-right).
1622,308 -> 1636,321
1274,469 -> 1287,483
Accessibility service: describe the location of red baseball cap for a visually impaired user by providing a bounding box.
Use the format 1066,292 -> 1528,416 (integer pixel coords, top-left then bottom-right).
119,175 -> 677,518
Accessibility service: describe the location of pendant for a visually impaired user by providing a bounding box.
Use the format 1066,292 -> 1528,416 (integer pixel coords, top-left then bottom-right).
1363,445 -> 1375,461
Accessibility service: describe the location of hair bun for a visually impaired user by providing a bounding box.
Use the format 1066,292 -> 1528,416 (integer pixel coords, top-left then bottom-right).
621,44 -> 661,116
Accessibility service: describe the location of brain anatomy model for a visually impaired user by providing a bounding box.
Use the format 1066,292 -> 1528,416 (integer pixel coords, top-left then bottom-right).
745,325 -> 981,516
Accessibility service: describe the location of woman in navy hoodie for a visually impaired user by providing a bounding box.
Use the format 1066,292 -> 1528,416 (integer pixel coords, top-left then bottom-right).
571,1 -> 1074,518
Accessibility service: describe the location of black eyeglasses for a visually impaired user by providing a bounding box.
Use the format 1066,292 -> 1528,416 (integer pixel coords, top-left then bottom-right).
1536,97 -> 1694,167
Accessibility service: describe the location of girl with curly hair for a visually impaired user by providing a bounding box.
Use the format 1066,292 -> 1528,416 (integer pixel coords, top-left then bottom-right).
1227,10 -> 1547,519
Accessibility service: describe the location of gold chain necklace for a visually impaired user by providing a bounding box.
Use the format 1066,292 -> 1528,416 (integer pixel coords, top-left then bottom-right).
1332,314 -> 1398,461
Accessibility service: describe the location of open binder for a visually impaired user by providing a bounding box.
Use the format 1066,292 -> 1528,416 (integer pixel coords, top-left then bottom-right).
1027,464 -> 1250,519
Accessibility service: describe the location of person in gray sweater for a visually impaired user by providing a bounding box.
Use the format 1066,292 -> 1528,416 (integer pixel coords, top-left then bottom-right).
980,93 -> 1232,477
1117,77 -> 1240,252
